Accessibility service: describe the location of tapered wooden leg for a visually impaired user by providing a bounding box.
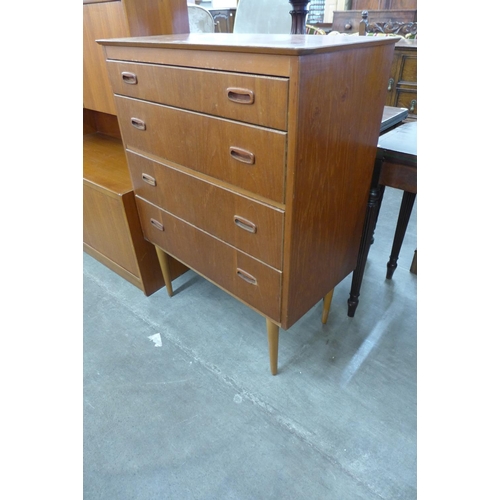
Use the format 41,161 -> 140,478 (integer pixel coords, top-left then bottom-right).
322,289 -> 334,324
155,246 -> 174,297
266,319 -> 279,376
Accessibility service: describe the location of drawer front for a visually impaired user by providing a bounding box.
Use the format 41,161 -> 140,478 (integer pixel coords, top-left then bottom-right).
127,151 -> 284,270
399,55 -> 417,84
136,197 -> 282,322
116,96 -> 286,203
395,89 -> 417,116
107,60 -> 289,131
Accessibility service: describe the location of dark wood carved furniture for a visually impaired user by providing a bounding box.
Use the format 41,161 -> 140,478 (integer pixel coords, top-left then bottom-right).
359,9 -> 417,36
355,11 -> 417,119
99,33 -> 397,374
348,120 -> 417,317
386,39 -> 417,119
351,0 -> 417,9
331,9 -> 416,34
83,0 -> 189,295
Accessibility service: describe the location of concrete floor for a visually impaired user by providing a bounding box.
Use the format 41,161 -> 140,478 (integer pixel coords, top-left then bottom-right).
83,186 -> 417,500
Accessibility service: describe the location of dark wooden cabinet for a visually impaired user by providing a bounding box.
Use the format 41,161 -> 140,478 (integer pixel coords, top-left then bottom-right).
209,8 -> 236,32
386,39 -> 417,119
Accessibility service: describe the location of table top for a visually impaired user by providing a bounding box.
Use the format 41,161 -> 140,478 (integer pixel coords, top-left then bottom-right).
380,106 -> 409,133
378,121 -> 416,159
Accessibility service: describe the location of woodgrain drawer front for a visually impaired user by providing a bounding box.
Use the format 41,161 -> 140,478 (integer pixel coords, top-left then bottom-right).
107,61 -> 289,131
116,96 -> 287,203
395,89 -> 417,115
399,55 -> 417,84
127,151 -> 284,270
136,198 -> 282,322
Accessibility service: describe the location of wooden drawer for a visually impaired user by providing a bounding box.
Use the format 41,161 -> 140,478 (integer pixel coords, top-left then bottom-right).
394,89 -> 417,115
107,60 -> 289,131
116,95 -> 287,203
127,150 -> 284,270
136,197 -> 282,322
399,54 -> 416,84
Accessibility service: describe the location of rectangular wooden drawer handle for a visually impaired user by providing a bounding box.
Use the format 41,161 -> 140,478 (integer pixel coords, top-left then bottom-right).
121,71 -> 138,85
150,218 -> 164,231
227,87 -> 254,105
234,215 -> 257,234
142,173 -> 156,186
229,147 -> 255,165
131,117 -> 146,131
236,268 -> 258,286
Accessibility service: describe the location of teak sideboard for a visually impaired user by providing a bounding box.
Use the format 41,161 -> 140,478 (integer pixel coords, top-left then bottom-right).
83,0 -> 189,295
98,33 -> 397,374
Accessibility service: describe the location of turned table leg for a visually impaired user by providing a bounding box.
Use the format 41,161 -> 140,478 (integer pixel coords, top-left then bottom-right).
348,157 -> 384,317
155,246 -> 174,297
386,191 -> 416,279
266,319 -> 280,376
322,289 -> 334,324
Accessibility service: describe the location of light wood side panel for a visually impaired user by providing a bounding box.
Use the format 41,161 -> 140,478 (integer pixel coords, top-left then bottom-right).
84,1 -> 130,114
281,43 -> 396,329
136,198 -> 282,321
115,96 -> 287,203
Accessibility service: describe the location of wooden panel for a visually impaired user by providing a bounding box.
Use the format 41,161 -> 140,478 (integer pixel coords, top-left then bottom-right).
394,88 -> 417,115
351,0 -> 417,8
331,9 -> 416,33
83,133 -> 132,195
83,183 -> 140,276
83,0 -> 118,5
281,43 -> 395,328
106,60 -> 289,130
399,54 -> 416,83
115,96 -> 287,203
126,151 -> 284,270
136,198 -> 282,322
104,45 -> 293,77
83,1 -> 130,114
121,0 -> 189,37
379,161 -> 417,193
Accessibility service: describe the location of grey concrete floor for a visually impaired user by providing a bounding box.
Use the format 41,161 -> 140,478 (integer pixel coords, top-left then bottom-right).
83,186 -> 417,500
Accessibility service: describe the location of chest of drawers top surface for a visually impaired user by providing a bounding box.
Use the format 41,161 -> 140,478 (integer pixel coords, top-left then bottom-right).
98,32 -> 397,56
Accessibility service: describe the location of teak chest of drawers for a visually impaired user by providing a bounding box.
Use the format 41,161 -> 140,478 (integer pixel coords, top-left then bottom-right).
99,33 -> 397,374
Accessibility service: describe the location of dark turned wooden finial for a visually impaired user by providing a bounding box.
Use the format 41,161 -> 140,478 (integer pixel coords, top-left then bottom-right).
289,1 -> 310,35
359,10 -> 369,36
